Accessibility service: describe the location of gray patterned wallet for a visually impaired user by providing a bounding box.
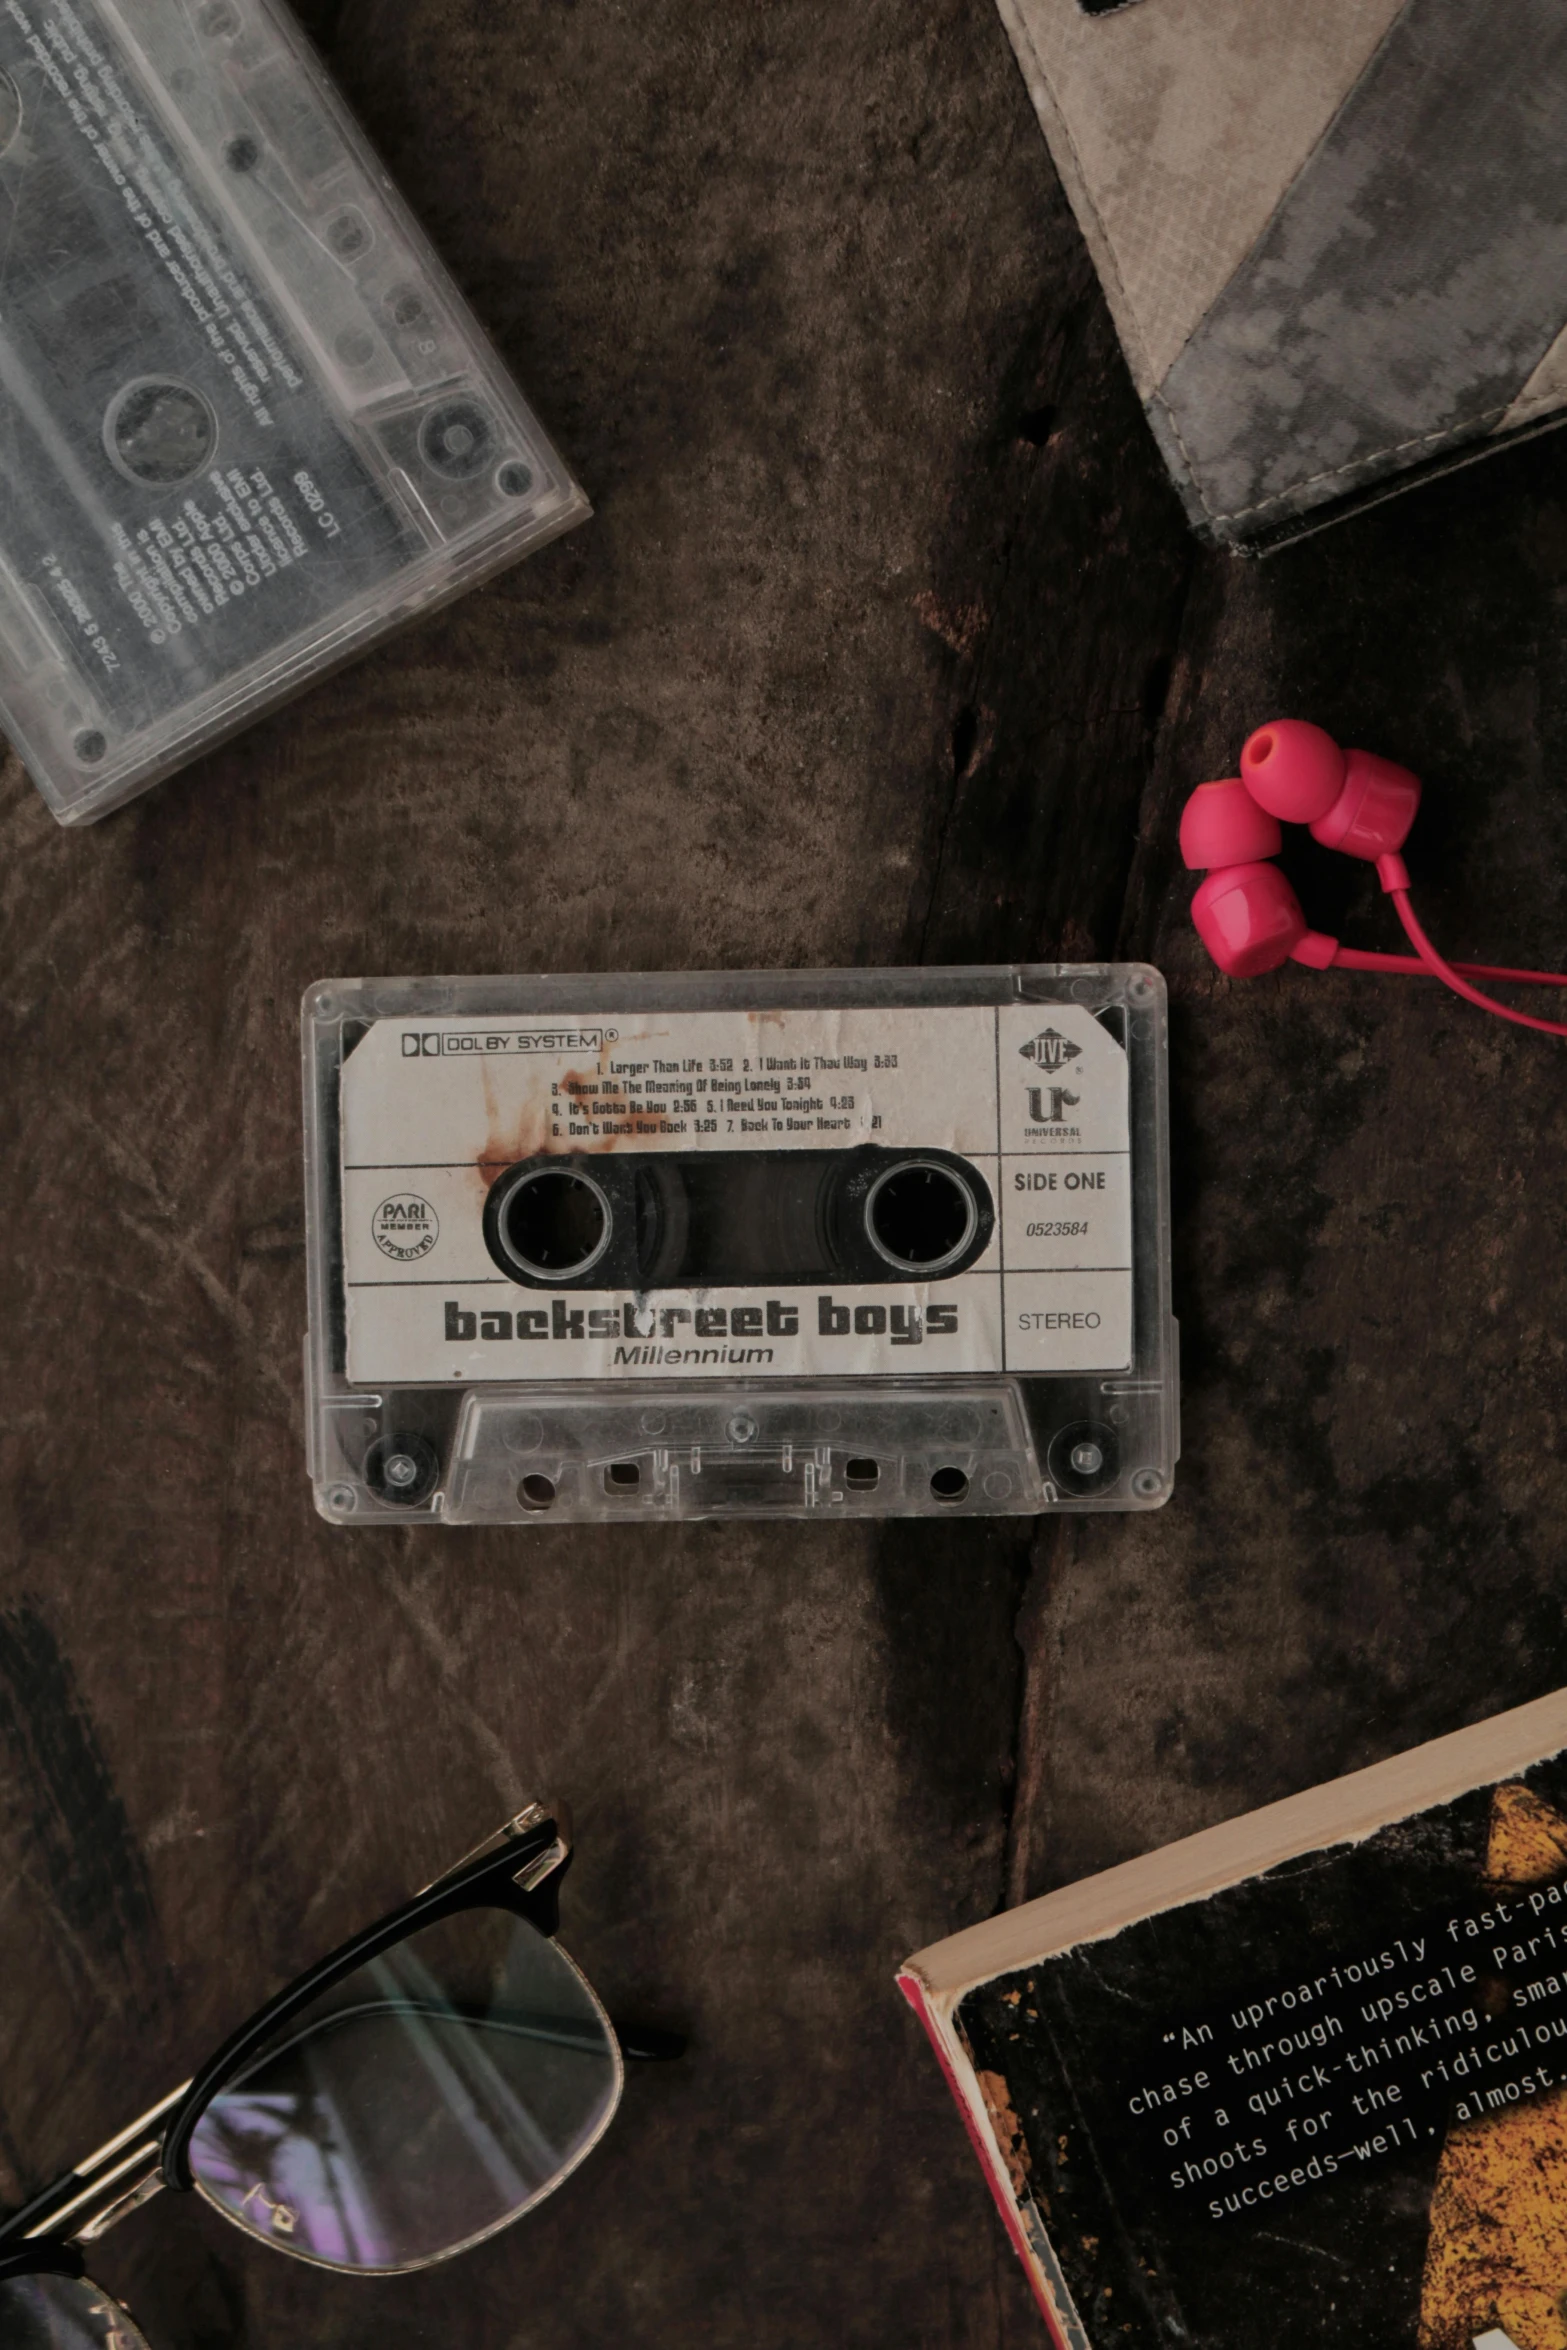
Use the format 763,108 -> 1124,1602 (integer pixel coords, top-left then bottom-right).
997,0 -> 1567,548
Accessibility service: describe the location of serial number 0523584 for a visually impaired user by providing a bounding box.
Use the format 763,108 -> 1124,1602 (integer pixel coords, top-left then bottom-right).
1026,1220 -> 1090,1238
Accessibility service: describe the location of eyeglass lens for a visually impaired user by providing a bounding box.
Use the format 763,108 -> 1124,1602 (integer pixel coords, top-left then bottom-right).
185,1905 -> 621,2273
0,2274 -> 151,2349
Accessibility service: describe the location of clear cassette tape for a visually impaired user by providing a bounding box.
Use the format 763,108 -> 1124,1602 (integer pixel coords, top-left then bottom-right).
0,0 -> 587,824
302,966 -> 1179,1524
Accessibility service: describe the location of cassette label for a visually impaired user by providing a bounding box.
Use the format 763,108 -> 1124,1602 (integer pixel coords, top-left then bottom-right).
339,1003 -> 1134,1385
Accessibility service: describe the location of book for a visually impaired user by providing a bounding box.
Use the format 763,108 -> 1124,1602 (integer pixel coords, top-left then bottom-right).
899,1689 -> 1567,2350
992,0 -> 1567,549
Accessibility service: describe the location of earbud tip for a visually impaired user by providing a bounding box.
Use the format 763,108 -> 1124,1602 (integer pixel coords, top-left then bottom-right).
1241,719 -> 1345,824
1179,780 -> 1284,870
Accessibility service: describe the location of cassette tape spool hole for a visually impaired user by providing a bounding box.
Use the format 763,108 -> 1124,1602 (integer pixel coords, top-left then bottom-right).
105,380 -> 218,487
492,1166 -> 613,1281
864,1159 -> 980,1274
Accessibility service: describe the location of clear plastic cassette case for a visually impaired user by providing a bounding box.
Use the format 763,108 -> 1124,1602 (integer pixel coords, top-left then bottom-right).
0,0 -> 587,824
302,967 -> 1179,1526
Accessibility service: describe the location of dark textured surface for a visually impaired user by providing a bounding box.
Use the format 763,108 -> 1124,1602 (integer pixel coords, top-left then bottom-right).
1008,438 -> 1567,1937
0,2 -> 1565,2346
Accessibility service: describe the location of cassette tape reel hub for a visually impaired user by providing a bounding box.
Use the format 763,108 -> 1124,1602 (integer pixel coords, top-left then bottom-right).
0,0 -> 587,823
863,1156 -> 983,1275
488,1164 -> 617,1285
304,968 -> 1178,1524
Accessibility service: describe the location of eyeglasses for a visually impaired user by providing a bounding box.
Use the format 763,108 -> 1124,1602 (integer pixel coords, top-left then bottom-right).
0,1805 -> 681,2345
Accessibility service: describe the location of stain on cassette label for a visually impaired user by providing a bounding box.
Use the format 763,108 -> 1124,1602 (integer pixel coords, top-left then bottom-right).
336,1004 -> 1134,1386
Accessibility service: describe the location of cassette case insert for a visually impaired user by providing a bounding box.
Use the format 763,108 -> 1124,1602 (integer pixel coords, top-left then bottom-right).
0,0 -> 586,823
303,967 -> 1178,1524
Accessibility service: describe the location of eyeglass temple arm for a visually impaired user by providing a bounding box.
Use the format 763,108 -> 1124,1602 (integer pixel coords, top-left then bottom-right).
614,2020 -> 686,2061
0,2080 -> 191,2251
421,1801 -> 570,1895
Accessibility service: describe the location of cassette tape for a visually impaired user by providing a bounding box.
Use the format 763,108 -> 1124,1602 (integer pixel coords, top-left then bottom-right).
0,0 -> 587,825
302,966 -> 1179,1524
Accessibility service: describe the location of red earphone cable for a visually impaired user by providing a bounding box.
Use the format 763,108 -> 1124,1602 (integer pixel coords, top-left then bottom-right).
1329,944 -> 1567,987
1389,893 -> 1567,1037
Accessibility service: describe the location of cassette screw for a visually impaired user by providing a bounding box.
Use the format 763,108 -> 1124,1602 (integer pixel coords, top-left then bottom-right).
326,1485 -> 357,1514
1131,1469 -> 1165,1500
383,1451 -> 421,1491
225,135 -> 259,173
727,1413 -> 758,1447
1070,1440 -> 1104,1478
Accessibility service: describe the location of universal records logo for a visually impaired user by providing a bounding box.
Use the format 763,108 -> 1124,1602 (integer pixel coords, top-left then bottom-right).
373,1193 -> 440,1261
1019,1028 -> 1083,1125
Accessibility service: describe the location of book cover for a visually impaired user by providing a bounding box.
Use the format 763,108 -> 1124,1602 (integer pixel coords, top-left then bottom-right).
900,1691 -> 1567,2349
994,0 -> 1567,549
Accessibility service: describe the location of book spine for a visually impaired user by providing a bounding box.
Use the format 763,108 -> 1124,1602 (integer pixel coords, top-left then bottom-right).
896,1969 -> 1070,2349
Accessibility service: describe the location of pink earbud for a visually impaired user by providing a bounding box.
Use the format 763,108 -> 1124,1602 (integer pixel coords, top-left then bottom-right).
1178,780 -> 1282,871
1308,748 -> 1421,860
1240,722 -> 1420,860
1190,862 -> 1329,977
1239,720 -> 1345,823
1183,721 -> 1567,1038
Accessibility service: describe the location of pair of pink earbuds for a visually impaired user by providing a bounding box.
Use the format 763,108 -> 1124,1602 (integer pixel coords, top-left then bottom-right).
1182,722 -> 1567,1038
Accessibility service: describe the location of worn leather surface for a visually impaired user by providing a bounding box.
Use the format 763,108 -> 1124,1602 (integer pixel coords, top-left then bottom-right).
1,4 -> 1565,2347
1157,0 -> 1567,535
999,0 -> 1567,542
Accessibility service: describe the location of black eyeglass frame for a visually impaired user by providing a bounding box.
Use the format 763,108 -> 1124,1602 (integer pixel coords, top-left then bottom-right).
0,1805 -> 677,2286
